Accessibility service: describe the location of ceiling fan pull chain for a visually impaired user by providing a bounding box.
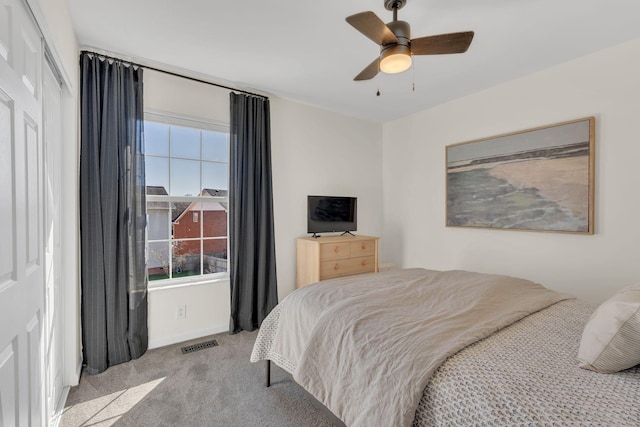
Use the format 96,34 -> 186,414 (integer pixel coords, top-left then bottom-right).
412,62 -> 415,92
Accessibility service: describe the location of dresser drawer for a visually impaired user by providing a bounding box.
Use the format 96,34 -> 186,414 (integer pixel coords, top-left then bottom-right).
296,235 -> 379,288
349,240 -> 375,257
320,242 -> 351,261
320,256 -> 376,280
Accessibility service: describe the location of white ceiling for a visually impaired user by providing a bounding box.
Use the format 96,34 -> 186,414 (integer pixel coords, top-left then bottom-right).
67,0 -> 640,123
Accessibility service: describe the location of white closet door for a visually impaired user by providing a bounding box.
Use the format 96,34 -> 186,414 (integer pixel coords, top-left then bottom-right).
43,59 -> 63,425
0,0 -> 46,425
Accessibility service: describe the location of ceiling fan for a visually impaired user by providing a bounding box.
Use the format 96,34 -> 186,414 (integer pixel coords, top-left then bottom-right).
346,0 -> 474,81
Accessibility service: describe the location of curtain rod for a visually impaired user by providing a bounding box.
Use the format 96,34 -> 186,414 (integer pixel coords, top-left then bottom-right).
81,50 -> 268,99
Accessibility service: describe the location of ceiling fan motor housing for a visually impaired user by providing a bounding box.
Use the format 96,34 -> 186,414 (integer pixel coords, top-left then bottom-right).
386,20 -> 410,43
380,20 -> 411,55
380,20 -> 411,73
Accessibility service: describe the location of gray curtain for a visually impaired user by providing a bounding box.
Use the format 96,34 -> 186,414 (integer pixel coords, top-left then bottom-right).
229,93 -> 278,334
79,52 -> 148,374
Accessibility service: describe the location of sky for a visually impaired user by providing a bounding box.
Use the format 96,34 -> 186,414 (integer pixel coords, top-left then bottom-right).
447,118 -> 592,163
144,121 -> 229,196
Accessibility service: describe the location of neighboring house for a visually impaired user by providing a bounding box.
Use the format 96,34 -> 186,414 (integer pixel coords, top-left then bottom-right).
146,186 -> 228,277
172,189 -> 229,274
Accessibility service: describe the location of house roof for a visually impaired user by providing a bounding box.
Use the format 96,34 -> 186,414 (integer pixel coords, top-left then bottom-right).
146,186 -> 168,196
146,187 -> 228,220
172,202 -> 192,222
174,189 -> 228,223
201,189 -> 228,197
146,186 -> 171,210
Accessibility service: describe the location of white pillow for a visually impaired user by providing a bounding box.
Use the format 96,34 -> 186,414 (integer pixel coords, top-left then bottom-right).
577,283 -> 640,373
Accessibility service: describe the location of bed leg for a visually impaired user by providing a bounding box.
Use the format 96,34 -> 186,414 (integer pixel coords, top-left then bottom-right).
265,360 -> 271,387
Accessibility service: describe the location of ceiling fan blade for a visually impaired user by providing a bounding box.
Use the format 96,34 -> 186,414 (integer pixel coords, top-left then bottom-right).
411,31 -> 475,55
354,58 -> 380,81
346,11 -> 399,46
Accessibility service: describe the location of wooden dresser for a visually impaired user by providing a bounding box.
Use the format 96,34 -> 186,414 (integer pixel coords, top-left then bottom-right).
296,235 -> 379,288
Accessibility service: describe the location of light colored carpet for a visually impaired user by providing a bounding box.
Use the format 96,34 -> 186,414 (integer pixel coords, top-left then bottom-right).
60,330 -> 343,427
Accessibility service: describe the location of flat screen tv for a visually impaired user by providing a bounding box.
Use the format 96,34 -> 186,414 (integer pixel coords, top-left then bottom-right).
307,195 -> 357,236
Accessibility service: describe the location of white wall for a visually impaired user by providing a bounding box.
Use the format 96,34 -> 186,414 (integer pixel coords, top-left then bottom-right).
37,0 -> 78,71
145,70 -> 383,347
144,69 -> 230,124
270,99 -> 383,299
144,70 -> 230,348
382,38 -> 640,304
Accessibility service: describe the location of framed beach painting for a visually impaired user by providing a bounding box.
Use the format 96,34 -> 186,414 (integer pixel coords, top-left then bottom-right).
446,117 -> 595,234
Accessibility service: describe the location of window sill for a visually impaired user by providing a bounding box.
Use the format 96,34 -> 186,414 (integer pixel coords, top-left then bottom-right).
147,273 -> 230,291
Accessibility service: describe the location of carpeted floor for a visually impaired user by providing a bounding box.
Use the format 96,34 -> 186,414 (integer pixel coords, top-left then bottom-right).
60,330 -> 344,427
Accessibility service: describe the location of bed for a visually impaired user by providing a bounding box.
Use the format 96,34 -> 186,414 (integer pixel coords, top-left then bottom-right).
251,268 -> 640,427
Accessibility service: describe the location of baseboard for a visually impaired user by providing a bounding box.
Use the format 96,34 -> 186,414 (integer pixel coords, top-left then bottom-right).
148,323 -> 228,349
50,386 -> 71,427
63,359 -> 82,387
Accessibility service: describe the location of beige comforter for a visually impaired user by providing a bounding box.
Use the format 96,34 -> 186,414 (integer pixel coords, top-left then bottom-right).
251,268 -> 570,427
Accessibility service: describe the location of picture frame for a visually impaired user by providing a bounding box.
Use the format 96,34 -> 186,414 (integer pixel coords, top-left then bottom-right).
446,117 -> 595,234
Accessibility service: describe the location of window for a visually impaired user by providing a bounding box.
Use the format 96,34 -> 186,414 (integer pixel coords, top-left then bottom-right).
144,113 -> 229,284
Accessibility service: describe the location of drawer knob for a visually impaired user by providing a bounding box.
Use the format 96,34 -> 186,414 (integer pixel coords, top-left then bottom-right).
334,247 -> 340,253
361,260 -> 366,266
361,244 -> 366,250
334,264 -> 339,270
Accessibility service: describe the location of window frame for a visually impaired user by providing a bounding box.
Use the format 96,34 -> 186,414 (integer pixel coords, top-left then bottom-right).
144,111 -> 230,288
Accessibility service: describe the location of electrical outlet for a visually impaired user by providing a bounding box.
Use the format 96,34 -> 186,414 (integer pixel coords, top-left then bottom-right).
176,304 -> 187,320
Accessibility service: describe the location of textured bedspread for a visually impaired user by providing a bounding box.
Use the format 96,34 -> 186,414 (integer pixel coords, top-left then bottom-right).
251,268 -> 570,427
415,299 -> 640,426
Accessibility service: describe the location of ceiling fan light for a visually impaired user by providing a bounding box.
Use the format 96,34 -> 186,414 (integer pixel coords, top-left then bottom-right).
380,53 -> 412,74
380,45 -> 412,74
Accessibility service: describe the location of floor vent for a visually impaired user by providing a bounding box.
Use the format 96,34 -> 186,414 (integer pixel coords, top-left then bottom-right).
181,339 -> 218,354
